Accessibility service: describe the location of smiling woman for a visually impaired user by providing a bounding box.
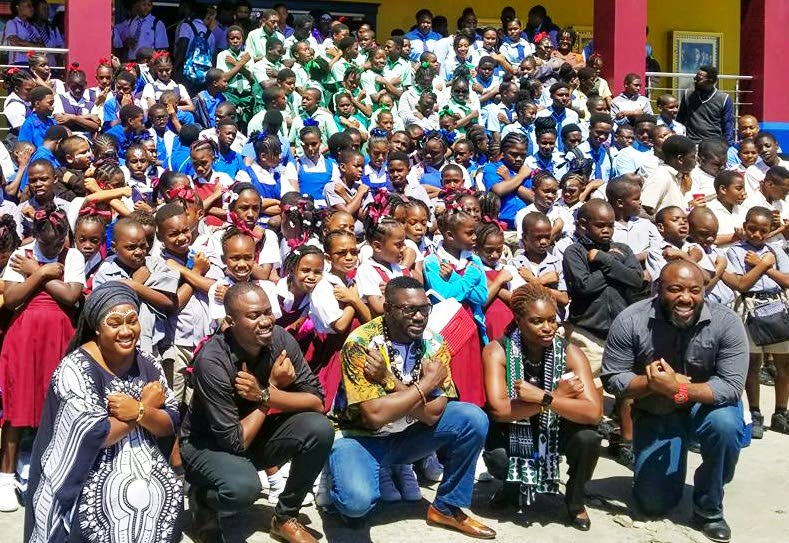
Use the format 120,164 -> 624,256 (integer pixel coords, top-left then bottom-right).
24,281 -> 183,543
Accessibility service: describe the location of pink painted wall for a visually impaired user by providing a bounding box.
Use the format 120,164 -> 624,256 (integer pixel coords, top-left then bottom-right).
65,0 -> 112,86
740,0 -> 789,121
593,0 -> 647,95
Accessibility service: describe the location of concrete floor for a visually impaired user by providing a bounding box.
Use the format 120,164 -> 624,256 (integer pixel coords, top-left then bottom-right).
4,386 -> 787,542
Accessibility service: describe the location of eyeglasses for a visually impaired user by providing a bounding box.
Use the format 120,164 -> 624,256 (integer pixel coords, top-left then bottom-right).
392,304 -> 432,317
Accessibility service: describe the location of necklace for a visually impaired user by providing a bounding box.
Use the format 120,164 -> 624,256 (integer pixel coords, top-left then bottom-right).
382,320 -> 424,384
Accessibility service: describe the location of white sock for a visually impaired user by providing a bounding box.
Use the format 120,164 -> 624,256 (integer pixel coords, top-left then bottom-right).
268,471 -> 284,487
0,473 -> 15,485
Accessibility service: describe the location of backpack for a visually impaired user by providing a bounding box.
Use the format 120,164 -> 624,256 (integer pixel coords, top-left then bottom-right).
182,20 -> 212,85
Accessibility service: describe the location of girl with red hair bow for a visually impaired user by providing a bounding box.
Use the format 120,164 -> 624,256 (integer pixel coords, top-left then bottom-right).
0,202 -> 85,511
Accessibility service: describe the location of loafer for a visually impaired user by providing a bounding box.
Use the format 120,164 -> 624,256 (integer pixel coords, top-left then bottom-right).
692,514 -> 731,543
567,507 -> 591,531
270,515 -> 319,543
426,504 -> 496,539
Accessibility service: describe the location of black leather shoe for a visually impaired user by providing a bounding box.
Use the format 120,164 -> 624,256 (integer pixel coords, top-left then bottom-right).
693,515 -> 731,543
488,484 -> 519,510
568,507 -> 591,531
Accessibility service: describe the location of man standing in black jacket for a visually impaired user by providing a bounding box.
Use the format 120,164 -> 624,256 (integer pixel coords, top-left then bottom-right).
562,200 -> 644,464
181,282 -> 334,543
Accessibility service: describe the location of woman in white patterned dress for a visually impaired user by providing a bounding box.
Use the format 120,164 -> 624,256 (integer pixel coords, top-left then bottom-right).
25,281 -> 182,543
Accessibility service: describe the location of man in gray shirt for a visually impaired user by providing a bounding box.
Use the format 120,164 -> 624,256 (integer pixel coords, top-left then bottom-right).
601,260 -> 747,543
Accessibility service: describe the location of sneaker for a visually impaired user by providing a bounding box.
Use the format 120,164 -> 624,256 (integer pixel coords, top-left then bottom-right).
0,475 -> 18,512
597,418 -> 620,440
421,452 -> 444,483
396,465 -> 422,501
771,411 -> 789,434
379,467 -> 401,502
315,469 -> 332,510
751,410 -> 765,439
267,473 -> 286,506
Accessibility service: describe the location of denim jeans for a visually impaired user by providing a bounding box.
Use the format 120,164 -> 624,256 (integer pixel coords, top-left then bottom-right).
329,401 -> 488,518
633,402 -> 743,520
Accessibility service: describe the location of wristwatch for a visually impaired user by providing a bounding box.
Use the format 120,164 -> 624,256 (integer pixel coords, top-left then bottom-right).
673,383 -> 689,405
258,387 -> 271,408
540,392 -> 554,410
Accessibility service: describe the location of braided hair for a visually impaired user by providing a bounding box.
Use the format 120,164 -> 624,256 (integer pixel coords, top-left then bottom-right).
510,282 -> 558,317
0,214 -> 21,256
221,225 -> 257,251
4,66 -> 33,94
282,243 -> 324,276
32,202 -> 69,241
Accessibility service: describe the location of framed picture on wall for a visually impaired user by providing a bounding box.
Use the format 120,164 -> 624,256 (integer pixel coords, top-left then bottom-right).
672,31 -> 722,74
572,26 -> 593,56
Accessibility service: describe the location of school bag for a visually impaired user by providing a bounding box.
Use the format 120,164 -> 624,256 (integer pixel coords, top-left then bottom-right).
182,20 -> 212,85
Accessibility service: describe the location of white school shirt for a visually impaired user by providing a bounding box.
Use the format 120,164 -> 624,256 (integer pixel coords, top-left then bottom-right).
209,226 -> 280,269
356,259 -> 407,298
1,242 -> 85,285
307,277 -> 346,334
515,203 -> 575,241
707,199 -> 746,249
744,158 -> 789,196
741,190 -> 788,243
641,164 -> 687,212
683,241 -> 735,305
3,92 -> 27,129
208,278 -> 281,321
612,217 -> 660,256
508,252 -> 566,292
689,166 -> 716,198
656,117 -> 686,136
141,80 -> 189,113
198,127 -> 248,155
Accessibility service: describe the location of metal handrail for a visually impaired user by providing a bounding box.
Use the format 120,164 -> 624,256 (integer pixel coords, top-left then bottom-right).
0,45 -> 69,54
645,71 -> 753,120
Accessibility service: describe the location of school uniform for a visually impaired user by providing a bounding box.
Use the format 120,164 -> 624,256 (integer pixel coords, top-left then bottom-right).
525,150 -> 565,180
728,240 -> 789,353
613,216 -> 660,257
515,202 -> 575,242
570,140 -> 614,181
18,114 -> 55,148
102,94 -> 144,128
199,127 -> 249,155
707,199 -> 746,250
4,17 -> 38,64
192,90 -> 226,129
323,179 -> 363,210
404,29 -> 441,61
610,92 -> 654,127
440,52 -> 479,82
640,163 -> 688,212
124,165 -> 164,205
499,37 -> 535,66
689,166 -> 717,198
0,242 -> 84,427
356,259 -> 409,300
481,160 -> 530,230
283,34 -> 320,61
383,57 -> 413,89
288,109 -> 339,153
485,101 -> 517,135
192,170 -> 235,227
536,106 -> 580,152
252,57 -> 285,84
613,141 -> 653,176
161,248 -> 224,404
3,91 -> 29,131
744,158 -> 789,196
362,163 -> 392,191
480,261 -> 518,341
656,116 -> 686,136
411,160 -> 473,190
238,163 -> 286,201
501,121 -> 537,156
148,127 -> 178,166
141,80 -> 190,114
684,241 -> 735,305
116,13 -> 169,60
245,27 -> 284,62
18,196 -> 69,239
423,244 -> 488,406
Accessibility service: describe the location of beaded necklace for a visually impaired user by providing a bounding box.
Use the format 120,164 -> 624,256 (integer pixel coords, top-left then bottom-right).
382,320 -> 424,384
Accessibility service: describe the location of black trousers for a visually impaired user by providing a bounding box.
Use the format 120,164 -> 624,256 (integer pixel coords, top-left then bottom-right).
181,412 -> 334,519
482,418 -> 601,513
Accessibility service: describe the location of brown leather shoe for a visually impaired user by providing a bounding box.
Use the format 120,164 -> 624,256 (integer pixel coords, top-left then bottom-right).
426,504 -> 497,539
270,515 -> 319,543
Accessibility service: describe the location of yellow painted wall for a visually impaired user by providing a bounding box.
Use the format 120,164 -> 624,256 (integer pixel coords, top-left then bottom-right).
342,0 -> 741,81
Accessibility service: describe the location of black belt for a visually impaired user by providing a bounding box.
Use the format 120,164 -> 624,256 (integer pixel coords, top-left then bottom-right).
742,290 -> 782,300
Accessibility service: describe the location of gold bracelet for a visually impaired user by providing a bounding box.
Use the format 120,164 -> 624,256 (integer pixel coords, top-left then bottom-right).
412,382 -> 427,405
135,401 -> 145,423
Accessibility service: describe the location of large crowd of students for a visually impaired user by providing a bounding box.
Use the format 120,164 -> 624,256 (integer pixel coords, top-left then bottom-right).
0,1 -> 781,542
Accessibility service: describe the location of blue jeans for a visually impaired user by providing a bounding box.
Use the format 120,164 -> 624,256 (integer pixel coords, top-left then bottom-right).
329,401 -> 488,518
633,402 -> 743,520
